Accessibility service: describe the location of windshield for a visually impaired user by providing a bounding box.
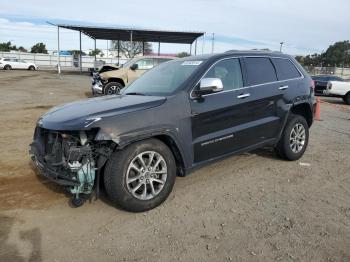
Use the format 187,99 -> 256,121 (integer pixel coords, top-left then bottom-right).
122,60 -> 203,96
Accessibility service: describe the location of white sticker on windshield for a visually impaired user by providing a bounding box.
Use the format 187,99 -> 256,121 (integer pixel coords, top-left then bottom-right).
181,61 -> 203,66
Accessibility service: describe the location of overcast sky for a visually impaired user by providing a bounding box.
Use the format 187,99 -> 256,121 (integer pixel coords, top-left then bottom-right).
0,0 -> 349,55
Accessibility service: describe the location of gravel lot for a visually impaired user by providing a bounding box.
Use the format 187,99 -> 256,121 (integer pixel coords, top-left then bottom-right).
0,70 -> 350,262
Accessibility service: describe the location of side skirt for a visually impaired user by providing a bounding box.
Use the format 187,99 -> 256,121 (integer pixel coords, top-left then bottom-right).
184,138 -> 277,176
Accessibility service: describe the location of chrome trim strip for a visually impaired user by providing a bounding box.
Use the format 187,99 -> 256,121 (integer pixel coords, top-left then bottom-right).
189,55 -> 304,99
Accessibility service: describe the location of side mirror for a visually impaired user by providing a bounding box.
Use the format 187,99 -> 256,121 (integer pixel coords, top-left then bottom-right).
130,63 -> 138,70
198,78 -> 224,94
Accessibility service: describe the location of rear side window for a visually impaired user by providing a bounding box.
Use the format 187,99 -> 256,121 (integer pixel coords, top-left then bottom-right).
272,58 -> 301,80
244,57 -> 277,86
4,58 -> 10,61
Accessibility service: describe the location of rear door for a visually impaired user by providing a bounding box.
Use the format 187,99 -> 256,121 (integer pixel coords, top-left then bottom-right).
11,59 -> 21,69
240,57 -> 286,143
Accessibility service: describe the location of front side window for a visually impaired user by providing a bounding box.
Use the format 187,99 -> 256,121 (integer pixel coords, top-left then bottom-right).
135,59 -> 154,70
272,58 -> 301,80
244,57 -> 277,86
203,58 -> 243,91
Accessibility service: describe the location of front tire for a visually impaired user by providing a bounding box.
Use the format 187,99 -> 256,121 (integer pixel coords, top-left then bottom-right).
28,66 -> 35,70
103,82 -> 123,95
275,114 -> 309,161
4,65 -> 11,70
104,139 -> 176,212
343,92 -> 350,105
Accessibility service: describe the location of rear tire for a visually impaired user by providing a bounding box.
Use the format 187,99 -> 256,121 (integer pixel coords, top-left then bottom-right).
275,114 -> 309,161
4,65 -> 11,70
343,92 -> 350,105
103,82 -> 123,95
104,139 -> 176,212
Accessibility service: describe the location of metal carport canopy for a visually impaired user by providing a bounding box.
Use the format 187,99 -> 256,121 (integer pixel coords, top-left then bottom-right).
57,24 -> 204,44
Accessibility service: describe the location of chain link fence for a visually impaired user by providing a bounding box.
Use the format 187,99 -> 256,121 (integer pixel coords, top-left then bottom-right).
303,66 -> 350,80
0,51 -> 127,71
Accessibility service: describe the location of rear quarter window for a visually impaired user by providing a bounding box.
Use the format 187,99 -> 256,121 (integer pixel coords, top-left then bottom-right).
244,57 -> 277,86
271,58 -> 301,80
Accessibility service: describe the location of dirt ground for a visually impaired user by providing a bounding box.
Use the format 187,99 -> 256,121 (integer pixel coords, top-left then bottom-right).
0,70 -> 350,262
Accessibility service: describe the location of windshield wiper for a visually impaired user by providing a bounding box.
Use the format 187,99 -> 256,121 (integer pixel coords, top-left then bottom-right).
124,92 -> 146,96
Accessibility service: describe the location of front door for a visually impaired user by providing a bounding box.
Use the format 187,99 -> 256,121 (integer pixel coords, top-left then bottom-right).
190,58 -> 252,163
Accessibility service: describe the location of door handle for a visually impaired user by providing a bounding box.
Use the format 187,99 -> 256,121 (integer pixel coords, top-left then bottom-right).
279,85 -> 289,90
237,93 -> 250,99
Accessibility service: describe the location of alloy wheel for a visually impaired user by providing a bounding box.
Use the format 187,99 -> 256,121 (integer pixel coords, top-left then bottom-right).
289,123 -> 306,153
126,151 -> 167,200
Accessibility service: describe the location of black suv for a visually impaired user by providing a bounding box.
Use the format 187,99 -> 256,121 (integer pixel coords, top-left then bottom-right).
30,51 -> 315,212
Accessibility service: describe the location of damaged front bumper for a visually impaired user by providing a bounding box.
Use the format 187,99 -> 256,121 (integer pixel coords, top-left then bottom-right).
29,127 -> 97,197
91,73 -> 104,95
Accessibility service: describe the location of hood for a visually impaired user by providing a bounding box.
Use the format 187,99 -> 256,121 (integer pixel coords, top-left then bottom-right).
39,95 -> 166,130
100,67 -> 127,79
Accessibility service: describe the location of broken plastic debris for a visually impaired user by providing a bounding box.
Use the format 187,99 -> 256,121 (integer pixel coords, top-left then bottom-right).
299,162 -> 311,167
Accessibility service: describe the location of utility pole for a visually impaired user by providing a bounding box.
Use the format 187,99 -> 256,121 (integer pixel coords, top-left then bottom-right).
280,42 -> 284,52
211,33 -> 215,54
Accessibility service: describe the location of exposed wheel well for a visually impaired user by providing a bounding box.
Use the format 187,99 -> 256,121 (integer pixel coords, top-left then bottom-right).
290,103 -> 313,127
153,135 -> 186,177
107,78 -> 125,87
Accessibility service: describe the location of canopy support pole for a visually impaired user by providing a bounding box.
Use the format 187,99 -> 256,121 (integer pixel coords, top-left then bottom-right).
79,30 -> 82,74
117,39 -> 120,65
130,30 -> 133,58
106,40 -> 109,58
94,39 -> 97,62
57,26 -> 61,75
195,39 -> 197,55
158,41 -> 160,56
190,44 -> 192,55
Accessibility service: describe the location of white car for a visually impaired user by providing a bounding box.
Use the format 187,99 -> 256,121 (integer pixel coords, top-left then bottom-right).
0,58 -> 38,70
324,79 -> 350,104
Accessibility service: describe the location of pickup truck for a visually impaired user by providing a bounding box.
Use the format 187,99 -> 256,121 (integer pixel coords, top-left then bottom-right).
323,79 -> 350,104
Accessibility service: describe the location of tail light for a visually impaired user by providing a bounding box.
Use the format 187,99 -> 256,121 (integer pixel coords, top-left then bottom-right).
311,80 -> 315,93
327,82 -> 332,90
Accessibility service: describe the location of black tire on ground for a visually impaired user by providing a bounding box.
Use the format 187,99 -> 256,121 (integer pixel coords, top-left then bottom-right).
4,65 -> 11,70
104,139 -> 176,212
28,66 -> 35,70
275,113 -> 309,161
343,92 -> 350,105
103,82 -> 124,95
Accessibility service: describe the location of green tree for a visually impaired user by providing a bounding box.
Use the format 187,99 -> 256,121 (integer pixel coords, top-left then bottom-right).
296,40 -> 350,67
322,41 -> 350,67
89,49 -> 103,57
176,52 -> 190,58
0,41 -> 18,52
30,43 -> 48,54
112,41 -> 152,58
18,46 -> 27,52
